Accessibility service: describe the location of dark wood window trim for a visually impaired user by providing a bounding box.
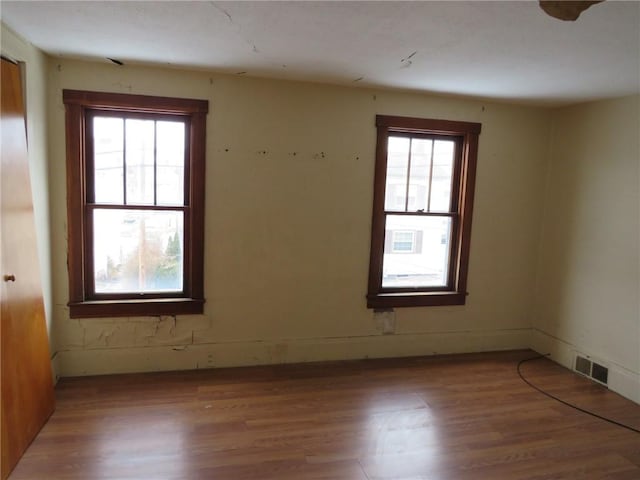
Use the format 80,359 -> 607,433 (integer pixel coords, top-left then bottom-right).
63,90 -> 208,318
367,115 -> 481,309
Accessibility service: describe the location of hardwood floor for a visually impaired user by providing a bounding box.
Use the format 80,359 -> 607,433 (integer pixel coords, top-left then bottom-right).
10,350 -> 640,479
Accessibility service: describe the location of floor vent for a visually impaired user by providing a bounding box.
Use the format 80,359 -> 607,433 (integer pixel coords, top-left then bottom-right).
591,362 -> 609,385
575,355 -> 591,376
574,354 -> 609,386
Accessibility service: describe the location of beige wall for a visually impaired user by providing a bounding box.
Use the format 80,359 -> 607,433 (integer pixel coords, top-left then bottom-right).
533,95 -> 640,402
47,58 -> 551,376
1,25 -> 54,354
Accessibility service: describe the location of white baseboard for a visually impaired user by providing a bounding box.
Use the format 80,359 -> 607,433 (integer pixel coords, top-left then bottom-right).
53,328 -> 639,405
56,328 -> 531,377
530,328 -> 640,404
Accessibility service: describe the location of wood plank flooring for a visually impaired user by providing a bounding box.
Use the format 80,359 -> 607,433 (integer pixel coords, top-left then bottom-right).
10,350 -> 640,479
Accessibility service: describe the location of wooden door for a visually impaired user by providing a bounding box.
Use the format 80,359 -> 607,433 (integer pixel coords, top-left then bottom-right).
1,57 -> 55,480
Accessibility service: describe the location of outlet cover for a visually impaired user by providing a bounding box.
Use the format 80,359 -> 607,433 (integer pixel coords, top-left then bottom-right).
374,309 -> 396,335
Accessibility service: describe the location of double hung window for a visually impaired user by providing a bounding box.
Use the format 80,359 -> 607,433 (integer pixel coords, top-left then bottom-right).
367,115 -> 481,308
63,90 -> 208,318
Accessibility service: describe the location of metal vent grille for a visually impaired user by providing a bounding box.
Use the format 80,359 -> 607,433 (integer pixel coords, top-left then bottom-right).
591,362 -> 609,385
575,355 -> 591,376
574,353 -> 608,386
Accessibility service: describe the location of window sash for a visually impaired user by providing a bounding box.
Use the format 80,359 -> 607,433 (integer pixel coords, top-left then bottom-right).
86,110 -> 190,208
381,212 -> 459,292
384,132 -> 462,215
84,205 -> 190,300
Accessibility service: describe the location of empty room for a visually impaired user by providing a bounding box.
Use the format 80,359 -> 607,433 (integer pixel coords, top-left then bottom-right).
1,1 -> 639,479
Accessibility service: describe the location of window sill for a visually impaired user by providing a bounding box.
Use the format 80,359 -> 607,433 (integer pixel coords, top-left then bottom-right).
69,298 -> 204,318
366,291 -> 466,309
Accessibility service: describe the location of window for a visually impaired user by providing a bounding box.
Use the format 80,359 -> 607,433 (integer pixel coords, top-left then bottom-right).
391,231 -> 416,253
63,90 -> 208,318
367,115 -> 481,308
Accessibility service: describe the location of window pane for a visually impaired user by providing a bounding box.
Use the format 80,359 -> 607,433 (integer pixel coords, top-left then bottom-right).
384,136 -> 410,211
93,209 -> 184,293
93,117 -> 124,204
429,140 -> 455,212
125,119 -> 155,205
408,138 -> 432,211
156,121 -> 185,206
382,214 -> 452,288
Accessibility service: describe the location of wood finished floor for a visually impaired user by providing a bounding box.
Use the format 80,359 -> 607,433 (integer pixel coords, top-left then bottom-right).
10,350 -> 640,479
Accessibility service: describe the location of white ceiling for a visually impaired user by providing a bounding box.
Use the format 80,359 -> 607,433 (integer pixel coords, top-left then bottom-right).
2,1 -> 639,105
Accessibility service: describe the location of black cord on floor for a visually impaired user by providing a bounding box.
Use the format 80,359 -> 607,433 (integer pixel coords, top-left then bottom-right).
517,353 -> 640,434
